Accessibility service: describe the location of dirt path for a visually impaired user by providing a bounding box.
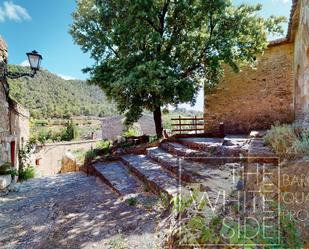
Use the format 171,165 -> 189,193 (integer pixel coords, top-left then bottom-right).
0,173 -> 161,249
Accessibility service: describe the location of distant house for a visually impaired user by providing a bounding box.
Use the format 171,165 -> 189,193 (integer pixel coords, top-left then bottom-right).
0,37 -> 30,173
204,0 -> 309,134
101,115 -> 156,140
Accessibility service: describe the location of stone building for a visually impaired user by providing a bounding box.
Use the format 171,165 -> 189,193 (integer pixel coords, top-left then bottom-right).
204,0 -> 309,134
0,36 -> 30,174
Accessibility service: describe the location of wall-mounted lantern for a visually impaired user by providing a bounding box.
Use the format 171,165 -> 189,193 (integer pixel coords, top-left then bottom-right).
0,50 -> 43,80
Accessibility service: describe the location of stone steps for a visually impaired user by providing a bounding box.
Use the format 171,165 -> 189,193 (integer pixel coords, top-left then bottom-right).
160,141 -> 247,164
147,147 -> 202,181
160,141 -> 207,157
93,161 -> 141,196
177,137 -> 224,153
147,146 -> 240,191
121,154 -> 182,197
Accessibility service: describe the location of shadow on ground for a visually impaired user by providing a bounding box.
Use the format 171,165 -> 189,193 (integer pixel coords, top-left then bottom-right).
0,173 -> 161,249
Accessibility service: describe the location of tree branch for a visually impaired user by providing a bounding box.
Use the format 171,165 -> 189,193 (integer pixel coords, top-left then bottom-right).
140,16 -> 161,33
159,0 -> 170,36
182,13 -> 217,78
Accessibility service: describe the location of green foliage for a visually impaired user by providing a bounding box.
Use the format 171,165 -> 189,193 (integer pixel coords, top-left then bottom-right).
280,211 -> 304,249
127,197 -> 138,206
264,124 -> 309,159
70,0 -> 285,130
60,120 -> 78,141
18,166 -> 35,181
0,162 -> 17,177
84,149 -> 98,161
122,127 -> 140,138
7,65 -> 117,119
37,129 -> 52,145
0,162 -> 12,175
170,190 -> 304,248
34,119 -> 49,126
84,140 -> 111,163
96,140 -> 111,153
159,192 -> 170,209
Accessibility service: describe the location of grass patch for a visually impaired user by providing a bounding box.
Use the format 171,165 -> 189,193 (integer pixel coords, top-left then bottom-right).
264,123 -> 309,160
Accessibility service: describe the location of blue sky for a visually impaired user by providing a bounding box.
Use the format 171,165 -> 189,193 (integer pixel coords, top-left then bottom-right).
0,0 -> 292,109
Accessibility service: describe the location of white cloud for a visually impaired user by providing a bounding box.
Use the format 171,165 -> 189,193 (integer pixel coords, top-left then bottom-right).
20,60 -> 29,67
58,74 -> 76,81
272,0 -> 291,4
0,1 -> 31,22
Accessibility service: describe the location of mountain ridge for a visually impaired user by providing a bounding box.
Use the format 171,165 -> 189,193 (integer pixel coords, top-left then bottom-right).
8,65 -> 117,119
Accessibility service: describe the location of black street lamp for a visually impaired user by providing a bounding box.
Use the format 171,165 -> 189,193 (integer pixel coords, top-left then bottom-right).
0,50 -> 43,80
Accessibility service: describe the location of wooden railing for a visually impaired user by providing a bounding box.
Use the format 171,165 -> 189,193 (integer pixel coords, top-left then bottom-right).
171,116 -> 205,134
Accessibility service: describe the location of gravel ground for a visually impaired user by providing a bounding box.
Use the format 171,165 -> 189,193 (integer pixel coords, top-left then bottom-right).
0,173 -> 162,249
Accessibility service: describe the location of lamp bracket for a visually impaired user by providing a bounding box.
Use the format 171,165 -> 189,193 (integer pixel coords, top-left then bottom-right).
0,67 -> 37,81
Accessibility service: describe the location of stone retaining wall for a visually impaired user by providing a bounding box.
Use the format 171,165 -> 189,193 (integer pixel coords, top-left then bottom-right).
33,140 -> 100,176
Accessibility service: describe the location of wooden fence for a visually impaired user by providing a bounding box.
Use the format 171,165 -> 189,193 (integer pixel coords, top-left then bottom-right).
171,116 -> 205,134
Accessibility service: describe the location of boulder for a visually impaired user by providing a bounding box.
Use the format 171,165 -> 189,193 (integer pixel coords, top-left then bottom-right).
0,174 -> 11,190
60,152 -> 77,173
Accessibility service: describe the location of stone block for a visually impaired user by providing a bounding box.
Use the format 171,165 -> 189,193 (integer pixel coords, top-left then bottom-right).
0,174 -> 11,190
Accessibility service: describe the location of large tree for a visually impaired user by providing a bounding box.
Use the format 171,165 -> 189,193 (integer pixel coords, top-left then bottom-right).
70,0 -> 285,137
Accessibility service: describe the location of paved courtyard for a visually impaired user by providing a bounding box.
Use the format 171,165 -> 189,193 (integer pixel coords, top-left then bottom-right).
0,173 -> 161,249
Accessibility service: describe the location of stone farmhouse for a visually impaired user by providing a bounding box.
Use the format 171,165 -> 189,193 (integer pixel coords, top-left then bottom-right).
0,37 -> 30,175
205,0 -> 309,134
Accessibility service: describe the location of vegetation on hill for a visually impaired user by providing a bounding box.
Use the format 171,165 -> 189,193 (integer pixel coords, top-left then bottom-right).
7,65 -> 117,119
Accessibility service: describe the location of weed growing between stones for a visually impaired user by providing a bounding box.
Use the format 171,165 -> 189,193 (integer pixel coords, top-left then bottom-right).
264,123 -> 309,160
160,187 -> 304,248
108,234 -> 127,249
127,197 -> 138,206
159,192 -> 170,209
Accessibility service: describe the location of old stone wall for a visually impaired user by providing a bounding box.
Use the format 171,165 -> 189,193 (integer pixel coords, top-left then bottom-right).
0,38 -> 9,137
293,0 -> 309,124
204,43 -> 294,134
10,101 -> 30,147
33,140 -> 99,176
0,36 -> 30,172
0,37 -> 11,164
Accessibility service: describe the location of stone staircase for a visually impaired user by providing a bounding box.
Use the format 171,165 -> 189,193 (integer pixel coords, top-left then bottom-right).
89,134 -> 278,217
90,135 -> 274,201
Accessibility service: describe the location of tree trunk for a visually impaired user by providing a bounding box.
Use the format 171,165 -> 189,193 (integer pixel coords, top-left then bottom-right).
153,106 -> 163,138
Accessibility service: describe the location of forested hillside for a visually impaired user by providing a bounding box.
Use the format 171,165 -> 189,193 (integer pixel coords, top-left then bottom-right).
8,65 -> 117,119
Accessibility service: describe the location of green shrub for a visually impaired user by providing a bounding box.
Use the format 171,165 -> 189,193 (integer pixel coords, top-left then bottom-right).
37,129 -> 52,144
34,119 -> 49,126
96,140 -> 111,154
0,162 -> 17,177
0,162 -> 12,175
60,119 -> 78,141
127,197 -> 138,206
264,124 -> 309,159
123,125 -> 139,138
19,166 -> 35,181
84,149 -> 98,161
